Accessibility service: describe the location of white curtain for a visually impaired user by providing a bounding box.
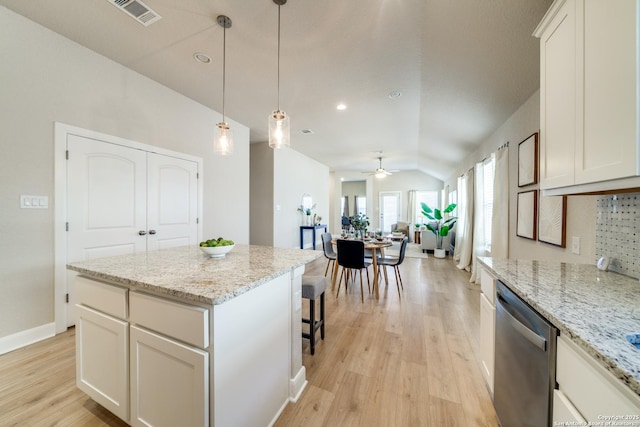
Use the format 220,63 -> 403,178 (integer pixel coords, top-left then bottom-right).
455,168 -> 474,269
408,190 -> 416,228
491,148 -> 509,258
470,162 -> 486,284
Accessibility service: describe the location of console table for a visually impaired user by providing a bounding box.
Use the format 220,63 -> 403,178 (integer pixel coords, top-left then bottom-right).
300,224 -> 327,249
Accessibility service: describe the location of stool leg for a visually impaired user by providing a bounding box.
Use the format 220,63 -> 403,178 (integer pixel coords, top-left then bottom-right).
309,297 -> 316,355
320,292 -> 325,340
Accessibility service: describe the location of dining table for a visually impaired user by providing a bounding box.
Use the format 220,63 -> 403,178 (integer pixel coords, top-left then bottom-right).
331,238 -> 393,299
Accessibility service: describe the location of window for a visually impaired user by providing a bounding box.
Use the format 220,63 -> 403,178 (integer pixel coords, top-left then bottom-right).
449,189 -> 457,207
415,190 -> 439,225
356,196 -> 366,216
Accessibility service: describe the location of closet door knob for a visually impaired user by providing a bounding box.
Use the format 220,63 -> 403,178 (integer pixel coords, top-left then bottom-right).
148,230 -> 156,235
138,230 -> 147,236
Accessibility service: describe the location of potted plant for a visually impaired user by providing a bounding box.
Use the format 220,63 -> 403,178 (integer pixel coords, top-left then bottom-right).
421,202 -> 457,258
349,213 -> 370,238
297,203 -> 316,226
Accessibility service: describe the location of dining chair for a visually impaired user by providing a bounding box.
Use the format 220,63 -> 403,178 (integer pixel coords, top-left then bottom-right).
376,236 -> 408,297
321,232 -> 337,277
335,239 -> 371,303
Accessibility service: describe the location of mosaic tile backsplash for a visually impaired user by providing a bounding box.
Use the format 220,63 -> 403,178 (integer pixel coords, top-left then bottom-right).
595,193 -> 639,279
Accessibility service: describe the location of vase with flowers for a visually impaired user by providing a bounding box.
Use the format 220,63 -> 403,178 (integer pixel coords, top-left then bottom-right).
349,213 -> 370,239
297,203 -> 316,226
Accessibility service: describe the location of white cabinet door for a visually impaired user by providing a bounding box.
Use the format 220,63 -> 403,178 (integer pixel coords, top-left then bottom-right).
479,292 -> 496,394
130,325 -> 208,427
576,0 -> 638,184
66,136 -> 200,326
67,135 -> 148,326
147,153 -> 198,251
539,0 -> 577,189
75,304 -> 129,422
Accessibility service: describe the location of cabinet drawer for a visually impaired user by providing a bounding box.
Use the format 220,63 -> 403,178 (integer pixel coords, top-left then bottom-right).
480,268 -> 495,304
129,292 -> 209,349
553,389 -> 586,423
76,276 -> 127,319
557,336 -> 640,421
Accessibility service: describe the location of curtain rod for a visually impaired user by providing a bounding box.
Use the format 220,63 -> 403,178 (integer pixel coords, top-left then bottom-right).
458,141 -> 508,178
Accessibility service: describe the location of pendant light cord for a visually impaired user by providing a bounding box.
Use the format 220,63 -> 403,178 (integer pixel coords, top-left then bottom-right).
222,24 -> 227,122
277,4 -> 281,111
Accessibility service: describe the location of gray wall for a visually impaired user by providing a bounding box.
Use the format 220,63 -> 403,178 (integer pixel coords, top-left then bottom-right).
0,7 -> 250,342
250,143 -> 275,246
444,90 -> 597,264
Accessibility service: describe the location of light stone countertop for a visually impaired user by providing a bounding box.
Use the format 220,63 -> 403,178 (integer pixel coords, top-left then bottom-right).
478,257 -> 640,398
67,244 -> 323,305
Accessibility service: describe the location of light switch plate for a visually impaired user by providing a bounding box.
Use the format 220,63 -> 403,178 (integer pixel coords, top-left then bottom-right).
571,236 -> 580,255
21,195 -> 48,209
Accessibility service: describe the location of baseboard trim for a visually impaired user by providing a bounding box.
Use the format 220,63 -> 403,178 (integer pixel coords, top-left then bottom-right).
289,366 -> 308,403
0,323 -> 56,355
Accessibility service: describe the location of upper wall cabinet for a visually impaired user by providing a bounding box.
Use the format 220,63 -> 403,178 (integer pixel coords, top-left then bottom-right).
534,0 -> 640,195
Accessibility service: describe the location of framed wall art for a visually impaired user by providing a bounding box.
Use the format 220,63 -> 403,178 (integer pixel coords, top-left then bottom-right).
517,190 -> 537,240
518,132 -> 538,187
538,194 -> 567,247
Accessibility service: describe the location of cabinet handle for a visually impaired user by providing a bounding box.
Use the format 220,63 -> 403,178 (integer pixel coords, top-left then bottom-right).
148,230 -> 156,235
138,230 -> 147,236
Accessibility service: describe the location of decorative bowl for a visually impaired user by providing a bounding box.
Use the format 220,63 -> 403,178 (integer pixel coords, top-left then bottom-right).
200,244 -> 235,258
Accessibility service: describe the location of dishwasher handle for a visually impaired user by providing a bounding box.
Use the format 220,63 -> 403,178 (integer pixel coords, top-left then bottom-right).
497,293 -> 547,352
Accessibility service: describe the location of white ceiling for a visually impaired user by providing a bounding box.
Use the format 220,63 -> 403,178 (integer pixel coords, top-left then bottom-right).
0,0 -> 552,180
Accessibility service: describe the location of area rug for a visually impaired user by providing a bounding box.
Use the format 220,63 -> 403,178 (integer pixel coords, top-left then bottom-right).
384,243 -> 429,259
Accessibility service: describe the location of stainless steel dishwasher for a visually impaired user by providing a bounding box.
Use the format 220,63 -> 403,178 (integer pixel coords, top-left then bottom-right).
494,280 -> 557,427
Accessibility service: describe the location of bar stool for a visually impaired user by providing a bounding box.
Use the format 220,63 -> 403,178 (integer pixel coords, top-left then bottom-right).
301,275 -> 326,355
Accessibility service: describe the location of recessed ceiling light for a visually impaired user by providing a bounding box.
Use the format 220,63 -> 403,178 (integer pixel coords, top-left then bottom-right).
336,103 -> 347,110
300,129 -> 314,134
194,52 -> 212,64
388,91 -> 402,99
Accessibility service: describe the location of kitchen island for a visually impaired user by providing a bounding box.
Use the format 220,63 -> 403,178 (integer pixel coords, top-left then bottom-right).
67,244 -> 322,427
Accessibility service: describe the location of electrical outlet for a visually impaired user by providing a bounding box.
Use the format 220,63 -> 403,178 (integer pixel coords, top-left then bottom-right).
572,236 -> 580,255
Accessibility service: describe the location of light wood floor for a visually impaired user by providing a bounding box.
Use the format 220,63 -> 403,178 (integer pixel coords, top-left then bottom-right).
0,256 -> 498,427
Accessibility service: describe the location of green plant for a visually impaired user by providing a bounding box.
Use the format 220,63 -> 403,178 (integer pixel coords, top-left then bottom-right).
297,203 -> 316,216
349,213 -> 370,234
421,202 -> 457,249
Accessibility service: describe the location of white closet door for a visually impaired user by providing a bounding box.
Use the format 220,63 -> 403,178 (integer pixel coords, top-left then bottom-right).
146,153 -> 198,251
67,135 -> 147,326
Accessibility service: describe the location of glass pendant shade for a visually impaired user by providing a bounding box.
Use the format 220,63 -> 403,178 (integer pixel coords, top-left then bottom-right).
375,171 -> 387,179
214,122 -> 233,156
268,109 -> 290,149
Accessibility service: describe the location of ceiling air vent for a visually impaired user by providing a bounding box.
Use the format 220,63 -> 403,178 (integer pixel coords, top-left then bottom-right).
107,0 -> 162,27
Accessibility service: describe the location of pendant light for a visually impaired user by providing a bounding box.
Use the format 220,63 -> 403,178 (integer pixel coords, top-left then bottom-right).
214,15 -> 233,156
268,0 -> 290,149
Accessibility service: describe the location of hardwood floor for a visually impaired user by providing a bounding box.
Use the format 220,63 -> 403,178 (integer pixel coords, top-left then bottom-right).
0,256 -> 498,427
276,256 -> 498,427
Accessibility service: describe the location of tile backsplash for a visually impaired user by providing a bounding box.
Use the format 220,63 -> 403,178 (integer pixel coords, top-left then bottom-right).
595,193 -> 639,279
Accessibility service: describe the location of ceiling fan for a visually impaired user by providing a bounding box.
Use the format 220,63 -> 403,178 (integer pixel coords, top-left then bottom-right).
362,157 -> 400,178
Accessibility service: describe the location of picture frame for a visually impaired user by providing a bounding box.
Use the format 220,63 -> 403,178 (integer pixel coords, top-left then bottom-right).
538,194 -> 567,247
518,132 -> 538,187
517,190 -> 537,240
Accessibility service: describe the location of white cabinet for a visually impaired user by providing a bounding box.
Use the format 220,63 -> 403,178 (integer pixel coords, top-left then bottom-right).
535,0 -> 639,194
75,279 -> 129,422
75,277 -> 211,426
479,268 -> 496,395
128,291 -> 210,427
129,326 -> 208,427
554,335 -> 640,423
